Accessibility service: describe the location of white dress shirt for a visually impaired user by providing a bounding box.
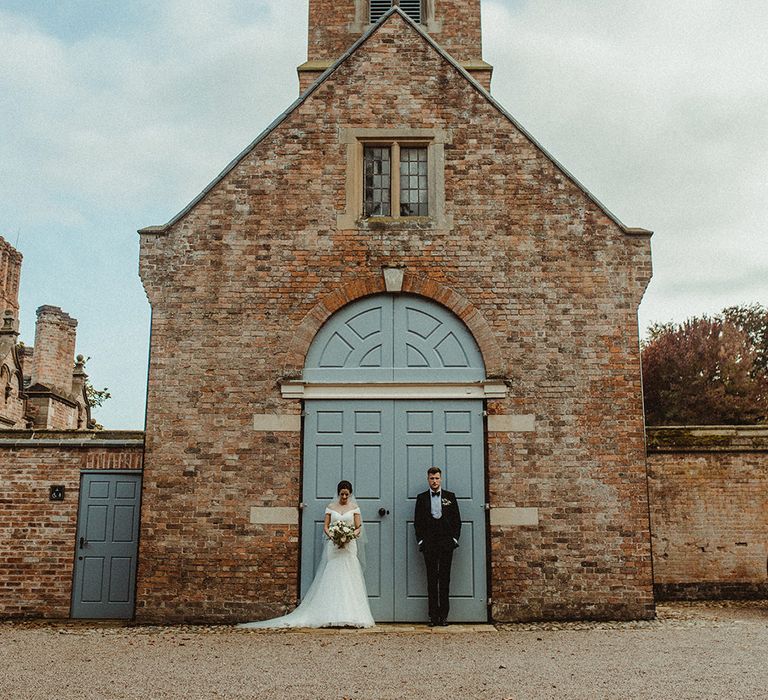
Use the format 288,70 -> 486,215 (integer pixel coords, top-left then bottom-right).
430,489 -> 442,519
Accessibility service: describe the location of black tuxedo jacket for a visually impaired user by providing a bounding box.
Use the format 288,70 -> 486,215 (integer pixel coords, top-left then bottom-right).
414,489 -> 461,552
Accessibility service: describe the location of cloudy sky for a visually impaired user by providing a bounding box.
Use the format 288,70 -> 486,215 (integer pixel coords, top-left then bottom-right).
2,0 -> 766,428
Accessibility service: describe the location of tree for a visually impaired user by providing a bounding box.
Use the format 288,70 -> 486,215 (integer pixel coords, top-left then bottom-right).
641,304 -> 768,425
81,356 -> 111,409
85,381 -> 111,408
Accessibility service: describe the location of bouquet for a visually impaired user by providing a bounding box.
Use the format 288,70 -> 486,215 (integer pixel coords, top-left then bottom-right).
327,521 -> 358,548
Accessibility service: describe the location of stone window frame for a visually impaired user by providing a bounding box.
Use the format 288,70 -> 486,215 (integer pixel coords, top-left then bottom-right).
337,127 -> 451,229
348,0 -> 442,34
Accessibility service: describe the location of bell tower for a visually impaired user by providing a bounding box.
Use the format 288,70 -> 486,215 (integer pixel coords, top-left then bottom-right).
298,0 -> 493,92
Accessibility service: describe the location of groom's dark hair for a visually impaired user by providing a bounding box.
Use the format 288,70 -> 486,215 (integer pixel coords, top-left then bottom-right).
427,466 -> 442,475
337,480 -> 353,494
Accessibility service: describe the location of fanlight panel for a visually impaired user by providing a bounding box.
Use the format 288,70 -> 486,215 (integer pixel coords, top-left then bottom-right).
304,295 -> 485,382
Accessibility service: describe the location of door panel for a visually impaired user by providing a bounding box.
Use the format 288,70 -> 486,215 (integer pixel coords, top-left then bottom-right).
71,472 -> 142,619
394,400 -> 486,621
303,399 -> 486,622
302,401 -> 395,620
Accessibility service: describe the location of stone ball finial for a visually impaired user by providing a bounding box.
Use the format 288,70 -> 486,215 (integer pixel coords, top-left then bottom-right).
76,354 -> 85,363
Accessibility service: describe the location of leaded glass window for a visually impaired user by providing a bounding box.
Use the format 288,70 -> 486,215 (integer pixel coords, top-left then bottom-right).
364,146 -> 391,217
399,147 -> 428,216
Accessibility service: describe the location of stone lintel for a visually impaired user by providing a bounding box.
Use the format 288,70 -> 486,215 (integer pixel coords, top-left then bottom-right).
490,507 -> 539,527
280,382 -> 508,400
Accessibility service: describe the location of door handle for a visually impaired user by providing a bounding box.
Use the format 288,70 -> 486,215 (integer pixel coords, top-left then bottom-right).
378,508 -> 390,517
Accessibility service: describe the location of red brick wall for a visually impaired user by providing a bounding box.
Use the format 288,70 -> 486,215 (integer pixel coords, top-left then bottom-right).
0,433 -> 143,619
648,427 -> 768,600
307,0 -> 484,63
138,13 -> 653,623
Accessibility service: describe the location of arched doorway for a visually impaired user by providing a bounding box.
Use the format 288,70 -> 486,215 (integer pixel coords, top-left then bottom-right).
300,293 -> 488,622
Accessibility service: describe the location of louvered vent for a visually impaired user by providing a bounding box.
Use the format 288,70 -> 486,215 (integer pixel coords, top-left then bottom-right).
370,1 -> 422,24
369,0 -> 391,23
399,0 -> 422,23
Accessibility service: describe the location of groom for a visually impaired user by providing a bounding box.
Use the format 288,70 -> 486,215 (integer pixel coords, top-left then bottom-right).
414,466 -> 461,627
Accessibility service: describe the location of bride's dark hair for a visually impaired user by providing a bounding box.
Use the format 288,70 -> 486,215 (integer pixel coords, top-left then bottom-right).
337,480 -> 353,494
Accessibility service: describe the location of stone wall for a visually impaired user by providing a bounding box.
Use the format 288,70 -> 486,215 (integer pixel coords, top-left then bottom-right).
0,235 -> 22,319
647,426 -> 768,600
138,12 -> 654,623
0,432 -> 143,618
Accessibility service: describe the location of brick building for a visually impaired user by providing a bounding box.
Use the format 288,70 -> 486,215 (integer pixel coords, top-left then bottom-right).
136,0 -> 655,624
0,236 -> 91,431
1,3 -> 765,625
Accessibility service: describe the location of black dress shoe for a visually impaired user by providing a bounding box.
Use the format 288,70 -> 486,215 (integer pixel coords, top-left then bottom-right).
438,618 -> 448,626
428,619 -> 437,627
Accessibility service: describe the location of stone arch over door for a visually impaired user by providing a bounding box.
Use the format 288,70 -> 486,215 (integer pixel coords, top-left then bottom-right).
299,293 -> 490,622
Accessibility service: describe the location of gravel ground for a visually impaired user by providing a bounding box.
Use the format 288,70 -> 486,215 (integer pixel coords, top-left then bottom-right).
1,602 -> 766,700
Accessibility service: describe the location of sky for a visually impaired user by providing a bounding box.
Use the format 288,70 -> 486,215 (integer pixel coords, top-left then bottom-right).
1,0 -> 766,429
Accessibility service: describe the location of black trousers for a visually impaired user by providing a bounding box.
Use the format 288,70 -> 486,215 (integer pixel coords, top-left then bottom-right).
423,546 -> 454,621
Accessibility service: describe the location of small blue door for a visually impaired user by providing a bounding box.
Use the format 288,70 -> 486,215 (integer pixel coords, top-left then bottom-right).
71,472 -> 142,619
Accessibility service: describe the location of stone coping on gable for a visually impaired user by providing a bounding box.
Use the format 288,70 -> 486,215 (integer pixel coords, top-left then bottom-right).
647,425 -> 768,453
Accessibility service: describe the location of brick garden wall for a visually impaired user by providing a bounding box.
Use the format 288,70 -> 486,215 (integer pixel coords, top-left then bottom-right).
647,426 -> 768,600
0,432 -> 143,618
0,425 -> 765,619
138,13 -> 654,623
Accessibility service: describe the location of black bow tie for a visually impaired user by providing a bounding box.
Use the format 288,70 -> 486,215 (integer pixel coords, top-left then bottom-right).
431,491 -> 440,497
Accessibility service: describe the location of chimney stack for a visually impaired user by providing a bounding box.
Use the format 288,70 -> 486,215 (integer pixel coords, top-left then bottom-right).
30,305 -> 78,395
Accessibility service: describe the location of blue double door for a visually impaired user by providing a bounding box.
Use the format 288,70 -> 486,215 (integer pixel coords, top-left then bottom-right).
302,399 -> 487,622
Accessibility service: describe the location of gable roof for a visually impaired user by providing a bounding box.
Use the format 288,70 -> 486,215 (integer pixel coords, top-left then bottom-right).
139,7 -> 650,238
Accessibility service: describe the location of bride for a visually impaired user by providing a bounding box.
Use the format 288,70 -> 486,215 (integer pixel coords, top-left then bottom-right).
239,480 -> 375,629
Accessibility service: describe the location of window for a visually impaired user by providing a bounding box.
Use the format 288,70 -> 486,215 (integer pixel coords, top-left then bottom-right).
399,146 -> 428,216
370,0 -> 422,24
363,146 -> 391,216
364,144 -> 428,218
338,128 -> 451,229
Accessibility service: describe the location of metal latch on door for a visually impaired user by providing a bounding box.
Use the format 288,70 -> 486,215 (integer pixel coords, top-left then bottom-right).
378,508 -> 390,517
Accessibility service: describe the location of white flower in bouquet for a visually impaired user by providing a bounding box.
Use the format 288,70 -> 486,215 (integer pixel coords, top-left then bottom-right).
327,520 -> 358,548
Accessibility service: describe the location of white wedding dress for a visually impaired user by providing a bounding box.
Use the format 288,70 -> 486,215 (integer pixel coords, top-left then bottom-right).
239,507 -> 375,629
